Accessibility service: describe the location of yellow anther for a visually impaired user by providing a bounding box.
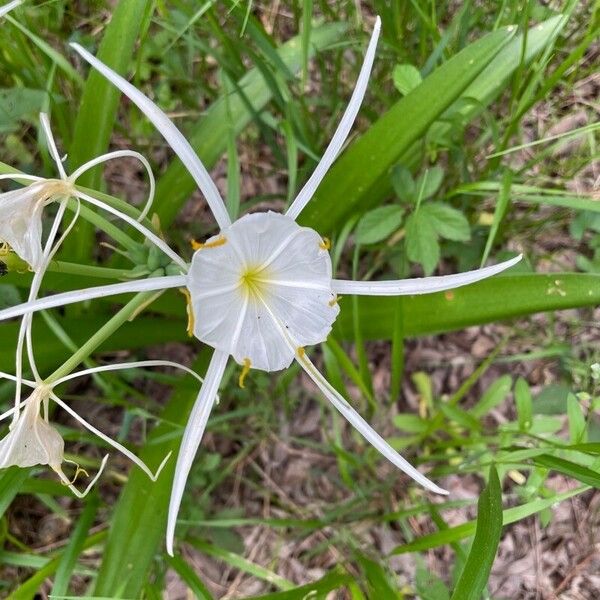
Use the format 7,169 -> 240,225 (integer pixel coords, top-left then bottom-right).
179,288 -> 195,337
319,237 -> 331,251
296,347 -> 306,359
238,358 -> 252,388
191,236 -> 227,251
328,294 -> 340,307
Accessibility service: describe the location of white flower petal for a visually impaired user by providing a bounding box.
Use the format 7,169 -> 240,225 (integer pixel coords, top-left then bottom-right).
187,212 -> 339,372
39,113 -> 67,179
51,392 -> 171,482
296,349 -> 448,495
286,16 -> 381,221
0,390 -> 64,470
0,275 -> 187,322
0,0 -> 21,19
0,183 -> 46,270
69,149 -> 156,222
70,42 -> 232,231
332,254 -> 522,296
166,350 -> 228,556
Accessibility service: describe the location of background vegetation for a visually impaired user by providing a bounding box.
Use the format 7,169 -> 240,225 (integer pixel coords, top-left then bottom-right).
0,0 -> 598,597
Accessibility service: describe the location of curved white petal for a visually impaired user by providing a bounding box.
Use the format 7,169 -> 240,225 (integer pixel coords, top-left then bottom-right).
166,350 -> 228,556
39,113 -> 67,179
0,275 -> 187,322
51,392 -> 172,482
0,0 -> 21,19
70,42 -> 231,231
296,350 -> 448,495
286,16 -> 381,221
69,149 -> 156,222
187,212 -> 339,372
332,254 -> 522,296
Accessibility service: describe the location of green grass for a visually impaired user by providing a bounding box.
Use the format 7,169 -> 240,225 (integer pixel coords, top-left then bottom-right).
0,0 -> 598,598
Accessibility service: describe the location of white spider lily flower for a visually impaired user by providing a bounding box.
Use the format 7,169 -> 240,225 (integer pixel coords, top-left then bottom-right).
0,113 -> 185,272
0,360 -> 205,495
65,18 -> 522,555
0,0 -> 20,19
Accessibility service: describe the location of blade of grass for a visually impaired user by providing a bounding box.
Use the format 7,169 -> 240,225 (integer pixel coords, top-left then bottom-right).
450,466 -> 503,600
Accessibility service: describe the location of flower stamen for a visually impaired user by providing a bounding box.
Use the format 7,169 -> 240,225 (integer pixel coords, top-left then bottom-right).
328,294 -> 340,307
191,236 -> 227,250
179,288 -> 195,337
238,358 -> 252,388
319,237 -> 331,251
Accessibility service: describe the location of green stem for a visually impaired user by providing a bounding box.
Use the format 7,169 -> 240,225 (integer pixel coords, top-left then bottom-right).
45,291 -> 159,383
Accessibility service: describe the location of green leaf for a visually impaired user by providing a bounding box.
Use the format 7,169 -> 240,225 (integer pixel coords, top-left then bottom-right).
405,211 -> 440,275
533,455 -> 600,488
392,63 -> 422,95
391,164 -> 415,203
392,485 -> 587,554
421,203 -> 470,242
470,375 -> 512,419
245,568 -> 353,600
334,273 -> 600,340
415,166 -> 444,201
93,353 -> 211,598
450,466 -> 503,600
51,494 -> 100,597
0,88 -> 48,132
300,27 -> 515,231
355,205 -> 404,245
567,394 -> 587,443
514,377 -> 533,431
165,555 -> 213,599
154,22 -> 347,227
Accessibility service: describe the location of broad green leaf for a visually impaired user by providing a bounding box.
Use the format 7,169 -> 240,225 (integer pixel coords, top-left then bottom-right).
514,377 -> 533,431
355,205 -> 404,245
301,16 -> 563,231
392,63 -> 422,95
405,211 -> 440,275
66,0 -> 154,262
154,22 -> 347,227
300,27 -> 515,231
421,203 -> 470,242
334,273 -> 600,340
450,466 -> 502,600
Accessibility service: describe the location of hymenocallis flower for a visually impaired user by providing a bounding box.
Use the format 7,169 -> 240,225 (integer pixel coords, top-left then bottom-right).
0,360 -> 205,495
0,18 -> 520,553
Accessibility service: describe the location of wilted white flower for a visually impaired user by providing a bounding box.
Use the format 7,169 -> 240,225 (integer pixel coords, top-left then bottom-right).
0,360 -> 205,494
1,19 -> 521,554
